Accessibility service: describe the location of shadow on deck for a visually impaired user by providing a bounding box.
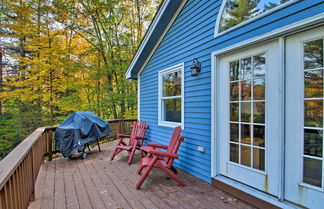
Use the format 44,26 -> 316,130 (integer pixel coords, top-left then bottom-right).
28,140 -> 254,209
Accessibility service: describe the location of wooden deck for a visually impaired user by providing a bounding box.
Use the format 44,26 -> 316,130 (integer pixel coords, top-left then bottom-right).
28,140 -> 254,209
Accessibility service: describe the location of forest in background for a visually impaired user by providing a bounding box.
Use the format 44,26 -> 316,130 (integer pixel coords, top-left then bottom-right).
0,0 -> 161,159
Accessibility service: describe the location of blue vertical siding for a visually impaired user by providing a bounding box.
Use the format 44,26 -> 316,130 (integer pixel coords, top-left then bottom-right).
139,0 -> 324,183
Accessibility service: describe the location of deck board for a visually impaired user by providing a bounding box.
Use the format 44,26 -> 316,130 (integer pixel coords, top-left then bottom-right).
29,141 -> 254,209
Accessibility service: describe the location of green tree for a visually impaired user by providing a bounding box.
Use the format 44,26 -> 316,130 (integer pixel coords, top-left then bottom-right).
219,0 -> 260,32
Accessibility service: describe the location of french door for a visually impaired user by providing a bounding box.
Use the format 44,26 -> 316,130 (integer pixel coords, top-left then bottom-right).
216,40 -> 281,196
285,26 -> 324,208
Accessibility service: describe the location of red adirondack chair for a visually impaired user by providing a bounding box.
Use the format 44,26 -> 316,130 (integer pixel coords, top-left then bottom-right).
110,120 -> 148,164
136,126 -> 184,189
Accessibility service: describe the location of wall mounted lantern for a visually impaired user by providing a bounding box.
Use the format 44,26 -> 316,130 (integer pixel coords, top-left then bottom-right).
191,58 -> 201,76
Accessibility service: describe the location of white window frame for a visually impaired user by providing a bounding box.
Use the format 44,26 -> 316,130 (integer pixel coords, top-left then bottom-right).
214,0 -> 301,38
158,63 -> 184,129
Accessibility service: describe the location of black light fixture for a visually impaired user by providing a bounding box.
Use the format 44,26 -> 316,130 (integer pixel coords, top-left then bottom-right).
191,58 -> 201,76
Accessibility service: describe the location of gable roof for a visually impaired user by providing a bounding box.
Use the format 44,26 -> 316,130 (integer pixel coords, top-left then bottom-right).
125,0 -> 184,80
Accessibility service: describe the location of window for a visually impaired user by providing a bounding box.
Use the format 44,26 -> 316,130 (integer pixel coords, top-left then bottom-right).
303,38 -> 324,188
229,54 -> 266,171
158,64 -> 184,128
215,0 -> 297,35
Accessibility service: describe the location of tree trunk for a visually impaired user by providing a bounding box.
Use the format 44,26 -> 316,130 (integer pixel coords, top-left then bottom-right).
0,49 -> 3,115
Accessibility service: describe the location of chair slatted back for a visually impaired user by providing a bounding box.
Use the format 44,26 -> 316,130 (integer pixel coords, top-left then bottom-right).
164,126 -> 183,168
129,120 -> 148,146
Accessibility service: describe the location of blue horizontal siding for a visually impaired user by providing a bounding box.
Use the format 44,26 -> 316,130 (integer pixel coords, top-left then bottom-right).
139,0 -> 324,183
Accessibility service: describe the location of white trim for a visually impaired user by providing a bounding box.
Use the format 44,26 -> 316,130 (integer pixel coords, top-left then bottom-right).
158,63 -> 184,129
214,176 -> 297,209
212,12 -> 324,57
137,76 -> 141,120
214,0 -> 301,38
125,0 -> 171,79
278,37 -> 285,201
211,44 -> 217,177
136,0 -> 188,78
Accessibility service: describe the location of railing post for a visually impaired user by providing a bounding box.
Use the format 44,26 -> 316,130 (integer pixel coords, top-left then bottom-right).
48,130 -> 53,161
30,148 -> 35,202
118,120 -> 122,134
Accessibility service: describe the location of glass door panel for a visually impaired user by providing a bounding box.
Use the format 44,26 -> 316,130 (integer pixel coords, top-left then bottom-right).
285,26 -> 324,208
217,40 -> 281,196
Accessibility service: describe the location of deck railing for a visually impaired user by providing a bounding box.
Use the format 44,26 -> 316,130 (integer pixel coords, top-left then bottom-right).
0,118 -> 136,209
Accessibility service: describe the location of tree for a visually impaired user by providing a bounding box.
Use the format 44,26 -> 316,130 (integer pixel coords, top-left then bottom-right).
0,0 -> 161,159
219,0 -> 260,32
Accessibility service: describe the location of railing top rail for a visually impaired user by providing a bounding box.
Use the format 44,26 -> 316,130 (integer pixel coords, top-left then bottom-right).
107,119 -> 137,122
0,127 -> 46,190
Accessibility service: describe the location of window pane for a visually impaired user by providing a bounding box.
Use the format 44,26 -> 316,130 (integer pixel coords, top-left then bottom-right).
241,124 -> 251,145
230,82 -> 239,101
304,100 -> 323,128
218,0 -> 293,33
230,143 -> 239,163
304,70 -> 323,98
253,102 -> 265,124
162,70 -> 181,97
253,78 -> 265,100
241,145 -> 251,167
304,39 -> 323,69
241,102 -> 251,122
163,98 -> 181,123
303,157 -> 322,187
230,61 -> 240,81
230,123 -> 239,142
253,125 -> 265,147
240,58 -> 252,80
304,129 -> 322,157
241,80 -> 251,100
253,54 -> 266,78
253,148 -> 265,171
230,103 -> 239,121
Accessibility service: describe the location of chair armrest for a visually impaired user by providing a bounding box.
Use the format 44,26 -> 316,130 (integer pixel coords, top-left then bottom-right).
147,143 -> 168,149
148,149 -> 179,159
135,136 -> 147,140
117,134 -> 131,138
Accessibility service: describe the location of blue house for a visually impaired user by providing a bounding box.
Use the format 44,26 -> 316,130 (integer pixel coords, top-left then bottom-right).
126,0 -> 324,208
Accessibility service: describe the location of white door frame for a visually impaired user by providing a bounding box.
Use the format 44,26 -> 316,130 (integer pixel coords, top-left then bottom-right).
210,13 -> 324,206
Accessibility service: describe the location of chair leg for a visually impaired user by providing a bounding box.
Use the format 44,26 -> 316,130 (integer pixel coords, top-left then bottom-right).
110,147 -> 120,160
171,166 -> 178,174
128,146 -> 137,164
137,165 -> 145,175
136,157 -> 158,189
158,163 -> 185,186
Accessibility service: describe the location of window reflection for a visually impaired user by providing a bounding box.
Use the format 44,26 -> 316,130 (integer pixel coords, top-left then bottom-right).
303,157 -> 322,187
219,0 -> 293,33
230,123 -> 239,142
241,80 -> 251,100
304,39 -> 323,69
304,100 -> 323,128
304,70 -> 323,98
304,129 -> 322,157
163,98 -> 181,123
253,148 -> 265,171
162,71 -> 181,97
303,38 -> 324,188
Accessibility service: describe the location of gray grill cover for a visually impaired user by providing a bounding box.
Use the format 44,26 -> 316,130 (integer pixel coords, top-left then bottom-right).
55,112 -> 112,157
